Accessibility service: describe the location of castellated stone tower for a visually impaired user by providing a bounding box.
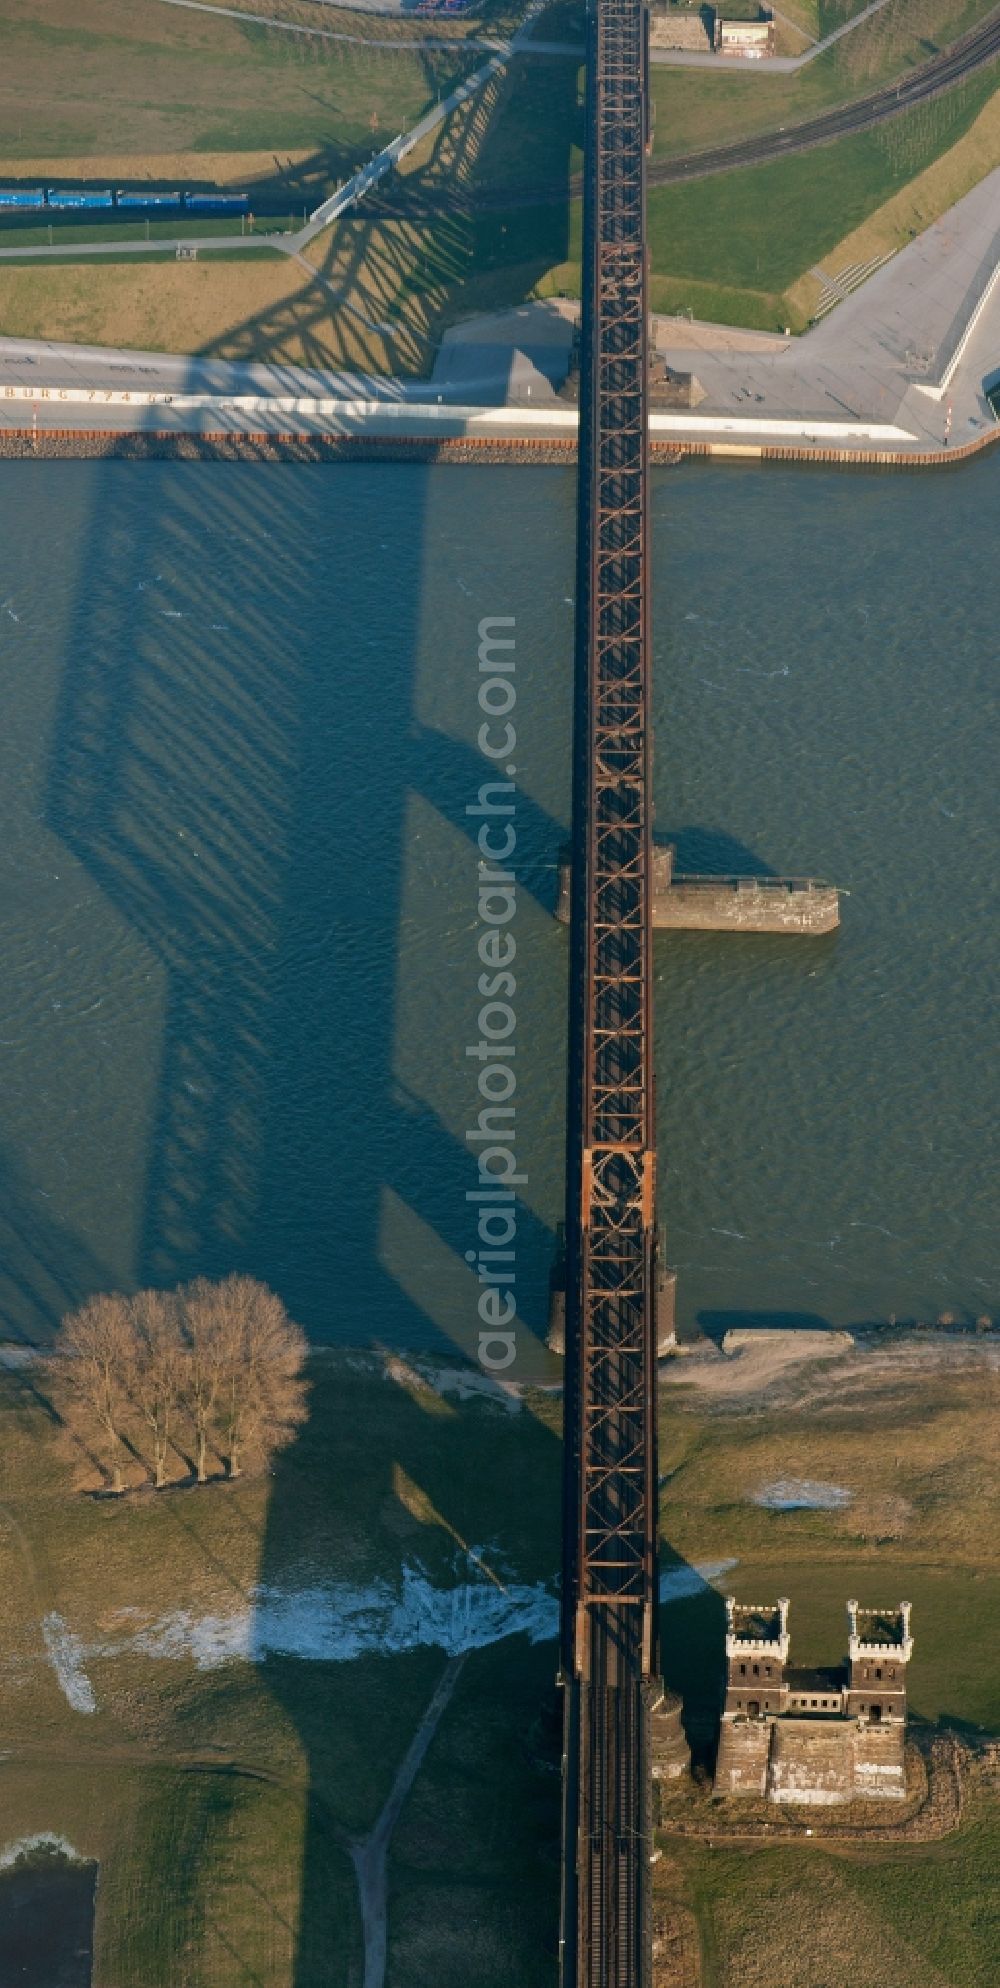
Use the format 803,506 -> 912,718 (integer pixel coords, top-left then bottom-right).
723,1598 -> 790,1719
846,1600 -> 913,1725
714,1598 -> 912,1804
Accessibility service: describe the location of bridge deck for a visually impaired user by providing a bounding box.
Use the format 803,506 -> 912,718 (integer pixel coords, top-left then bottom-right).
560,0 -> 660,1982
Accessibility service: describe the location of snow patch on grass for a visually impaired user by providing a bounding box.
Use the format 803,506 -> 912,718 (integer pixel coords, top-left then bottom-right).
754,1478 -> 851,1511
113,1567 -> 557,1666
81,1560 -> 738,1671
41,1614 -> 97,1714
0,1832 -> 87,1870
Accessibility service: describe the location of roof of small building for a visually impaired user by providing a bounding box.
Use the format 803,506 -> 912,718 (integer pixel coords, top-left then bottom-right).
785,1666 -> 845,1693
855,1609 -> 907,1645
730,1604 -> 783,1641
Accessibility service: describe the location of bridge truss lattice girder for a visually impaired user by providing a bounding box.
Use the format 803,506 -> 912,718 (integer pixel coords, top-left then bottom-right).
559,0 -> 660,1979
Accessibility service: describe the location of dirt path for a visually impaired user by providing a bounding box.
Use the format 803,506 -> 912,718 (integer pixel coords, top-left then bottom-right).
349,1654 -> 466,1988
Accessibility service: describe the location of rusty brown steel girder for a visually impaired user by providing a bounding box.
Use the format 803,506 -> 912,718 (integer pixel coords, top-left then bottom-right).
560,0 -> 659,1981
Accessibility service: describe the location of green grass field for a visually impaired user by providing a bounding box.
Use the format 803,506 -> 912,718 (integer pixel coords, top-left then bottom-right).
0,1335 -> 996,1985
665,1794 -> 1000,1988
362,50 -> 1000,341
452,49 -> 1000,332
0,0 -> 473,190
3,0 -> 1000,358
201,0 -> 533,41
645,56 -> 1000,324
2,46 -> 996,360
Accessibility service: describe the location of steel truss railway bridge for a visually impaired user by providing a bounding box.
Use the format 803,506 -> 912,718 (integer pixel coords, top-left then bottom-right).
558,0 -> 661,1982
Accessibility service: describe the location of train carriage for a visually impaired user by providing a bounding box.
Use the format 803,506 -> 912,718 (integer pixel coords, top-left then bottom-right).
46,189 -> 114,210
184,191 -> 250,211
116,191 -> 182,209
0,188 -> 46,210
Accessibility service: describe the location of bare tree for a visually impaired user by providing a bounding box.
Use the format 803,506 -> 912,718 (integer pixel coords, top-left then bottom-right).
50,1276 -> 308,1495
178,1278 -> 229,1485
49,1294 -> 134,1494
128,1289 -> 183,1489
181,1274 -> 307,1479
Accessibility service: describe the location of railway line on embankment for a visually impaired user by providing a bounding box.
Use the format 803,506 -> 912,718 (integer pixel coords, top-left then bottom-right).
648,7 -> 1000,187
363,6 -> 1000,217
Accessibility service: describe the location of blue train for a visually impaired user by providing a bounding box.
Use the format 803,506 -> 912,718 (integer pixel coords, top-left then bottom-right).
0,187 -> 250,213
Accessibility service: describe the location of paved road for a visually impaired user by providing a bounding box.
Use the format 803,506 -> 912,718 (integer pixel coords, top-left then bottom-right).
0,234 -> 284,262
646,0 -> 891,69
648,9 -> 1000,185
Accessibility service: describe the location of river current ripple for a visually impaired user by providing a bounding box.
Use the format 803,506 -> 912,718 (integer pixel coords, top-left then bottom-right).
0,459 -> 995,1369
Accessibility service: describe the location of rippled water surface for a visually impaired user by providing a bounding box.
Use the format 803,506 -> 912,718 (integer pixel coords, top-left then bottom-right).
0,459 -> 995,1368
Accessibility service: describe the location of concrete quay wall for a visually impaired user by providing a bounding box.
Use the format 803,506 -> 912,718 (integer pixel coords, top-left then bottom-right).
0,425 -> 999,472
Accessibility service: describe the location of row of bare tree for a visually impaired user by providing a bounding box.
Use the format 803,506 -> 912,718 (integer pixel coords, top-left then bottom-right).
47,1275 -> 308,1494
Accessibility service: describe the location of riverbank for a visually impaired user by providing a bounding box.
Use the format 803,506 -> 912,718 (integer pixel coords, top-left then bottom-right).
0,423 -> 996,469
0,1339 -> 996,1986
2,158 -> 998,468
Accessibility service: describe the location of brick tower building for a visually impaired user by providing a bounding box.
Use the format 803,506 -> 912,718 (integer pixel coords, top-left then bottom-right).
846,1600 -> 913,1725
714,1597 -> 913,1803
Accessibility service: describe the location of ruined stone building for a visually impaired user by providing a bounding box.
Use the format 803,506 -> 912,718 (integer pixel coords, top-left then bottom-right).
650,1681 -> 690,1784
714,1598 -> 913,1803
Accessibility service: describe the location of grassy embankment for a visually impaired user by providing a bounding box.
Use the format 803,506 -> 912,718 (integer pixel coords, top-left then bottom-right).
650,0 -> 1000,159
0,1353 -> 562,1988
290,48 -> 1000,357
643,57 -> 1000,328
1,0 -> 999,361
0,1339 -> 997,1985
660,1794 -> 1000,1988
0,0 -> 473,196
5,41 -> 1000,361
0,0 -> 475,362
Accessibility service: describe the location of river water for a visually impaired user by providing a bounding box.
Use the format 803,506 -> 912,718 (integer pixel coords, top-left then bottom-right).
0,458 -> 995,1371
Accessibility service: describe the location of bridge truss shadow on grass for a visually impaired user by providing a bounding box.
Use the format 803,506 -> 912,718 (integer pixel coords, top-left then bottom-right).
195,51 -> 582,384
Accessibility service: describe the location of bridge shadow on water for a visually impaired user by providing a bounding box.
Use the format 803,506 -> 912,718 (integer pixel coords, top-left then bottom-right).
37,451 -> 576,1982
43,463 -> 565,1350
32,453 -> 722,1979
659,824 -> 779,880
0,1131 -> 114,1347
27,58 -> 633,1980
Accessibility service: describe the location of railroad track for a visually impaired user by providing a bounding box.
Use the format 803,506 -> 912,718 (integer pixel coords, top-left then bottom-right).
648,7 -> 1000,186
368,7 -> 1000,217
559,0 -> 660,1977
